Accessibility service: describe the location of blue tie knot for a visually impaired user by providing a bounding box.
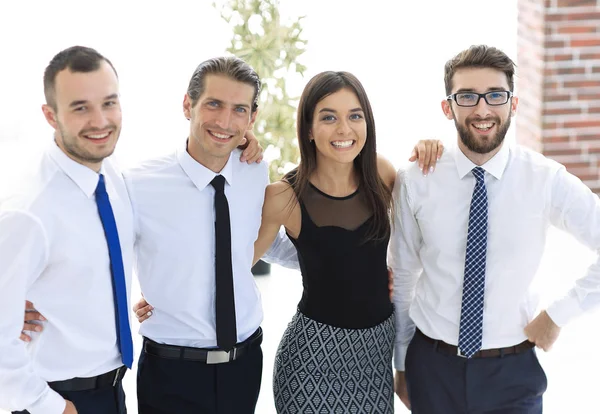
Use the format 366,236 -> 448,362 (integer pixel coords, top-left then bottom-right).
472,167 -> 485,185
96,174 -> 107,196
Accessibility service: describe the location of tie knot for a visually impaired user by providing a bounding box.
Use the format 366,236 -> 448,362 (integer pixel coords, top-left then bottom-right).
211,175 -> 226,193
96,174 -> 107,196
472,167 -> 485,184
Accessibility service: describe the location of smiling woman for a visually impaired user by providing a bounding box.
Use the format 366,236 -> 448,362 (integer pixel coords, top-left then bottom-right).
311,88 -> 367,164
252,70 -> 397,413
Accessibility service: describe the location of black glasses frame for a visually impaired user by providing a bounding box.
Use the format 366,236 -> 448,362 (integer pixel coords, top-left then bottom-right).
446,90 -> 513,107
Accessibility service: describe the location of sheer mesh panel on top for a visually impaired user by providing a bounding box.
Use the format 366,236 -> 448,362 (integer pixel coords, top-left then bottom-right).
301,183 -> 372,230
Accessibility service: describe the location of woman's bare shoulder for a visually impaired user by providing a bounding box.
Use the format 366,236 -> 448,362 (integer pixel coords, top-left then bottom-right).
376,153 -> 397,190
264,180 -> 297,214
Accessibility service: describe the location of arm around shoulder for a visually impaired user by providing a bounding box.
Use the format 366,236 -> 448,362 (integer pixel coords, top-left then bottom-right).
253,181 -> 296,265
0,210 -> 65,412
388,172 -> 423,371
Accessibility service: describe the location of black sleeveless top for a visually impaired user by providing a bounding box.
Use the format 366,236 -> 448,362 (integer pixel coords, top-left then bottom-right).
287,181 -> 393,329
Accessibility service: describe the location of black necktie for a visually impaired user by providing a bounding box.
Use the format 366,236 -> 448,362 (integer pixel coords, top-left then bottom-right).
210,175 -> 237,351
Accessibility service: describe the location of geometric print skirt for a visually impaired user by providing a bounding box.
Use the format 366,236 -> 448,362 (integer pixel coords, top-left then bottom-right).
273,311 -> 395,414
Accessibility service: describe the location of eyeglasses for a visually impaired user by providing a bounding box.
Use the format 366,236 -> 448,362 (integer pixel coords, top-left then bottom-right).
446,90 -> 513,107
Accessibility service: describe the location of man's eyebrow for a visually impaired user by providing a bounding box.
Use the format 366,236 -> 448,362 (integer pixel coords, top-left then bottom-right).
455,87 -> 506,93
68,94 -> 119,107
69,100 -> 88,107
204,97 -> 251,108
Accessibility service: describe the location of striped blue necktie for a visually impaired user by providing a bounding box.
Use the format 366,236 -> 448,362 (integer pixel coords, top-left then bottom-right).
95,174 -> 134,368
458,167 -> 488,358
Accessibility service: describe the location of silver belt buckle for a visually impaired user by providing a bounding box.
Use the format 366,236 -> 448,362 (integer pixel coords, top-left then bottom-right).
112,366 -> 123,386
206,349 -> 232,364
457,348 -> 468,358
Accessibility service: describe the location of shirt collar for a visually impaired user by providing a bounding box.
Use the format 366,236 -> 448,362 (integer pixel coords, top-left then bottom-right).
47,141 -> 103,199
176,142 -> 234,191
453,141 -> 510,181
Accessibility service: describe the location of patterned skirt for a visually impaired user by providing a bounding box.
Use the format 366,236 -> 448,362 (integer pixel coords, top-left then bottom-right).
273,311 -> 395,414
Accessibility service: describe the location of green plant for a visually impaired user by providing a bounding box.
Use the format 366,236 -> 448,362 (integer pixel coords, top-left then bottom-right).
214,0 -> 307,181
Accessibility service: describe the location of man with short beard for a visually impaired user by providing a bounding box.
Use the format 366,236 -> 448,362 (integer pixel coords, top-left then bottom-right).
390,44 -> 600,414
0,46 -> 133,414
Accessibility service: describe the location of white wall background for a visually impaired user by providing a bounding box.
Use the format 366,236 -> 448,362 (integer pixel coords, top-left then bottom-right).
0,0 -> 518,176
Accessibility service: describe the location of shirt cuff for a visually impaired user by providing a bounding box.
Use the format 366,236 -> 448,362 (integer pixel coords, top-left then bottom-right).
261,255 -> 299,270
27,387 -> 66,414
546,293 -> 584,327
393,344 -> 409,371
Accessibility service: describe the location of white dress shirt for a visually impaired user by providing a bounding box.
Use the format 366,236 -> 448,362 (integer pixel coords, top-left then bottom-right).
0,143 -> 134,414
262,226 -> 299,270
390,142 -> 600,370
125,145 -> 269,347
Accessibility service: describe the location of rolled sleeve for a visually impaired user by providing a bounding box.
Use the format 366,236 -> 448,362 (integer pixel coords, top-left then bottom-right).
26,389 -> 66,414
389,170 -> 422,371
262,226 -> 299,270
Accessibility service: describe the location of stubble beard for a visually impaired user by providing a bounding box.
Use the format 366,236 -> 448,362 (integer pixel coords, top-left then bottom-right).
455,115 -> 511,155
57,122 -> 118,165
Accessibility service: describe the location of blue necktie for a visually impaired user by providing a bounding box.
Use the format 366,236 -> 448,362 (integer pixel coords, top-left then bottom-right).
458,167 -> 488,358
95,174 -> 133,368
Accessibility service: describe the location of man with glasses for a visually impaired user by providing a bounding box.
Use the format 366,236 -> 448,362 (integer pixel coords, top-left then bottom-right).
390,44 -> 600,413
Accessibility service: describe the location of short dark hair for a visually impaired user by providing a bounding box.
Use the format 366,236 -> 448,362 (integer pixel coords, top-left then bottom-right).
444,45 -> 516,95
43,46 -> 117,111
186,56 -> 261,112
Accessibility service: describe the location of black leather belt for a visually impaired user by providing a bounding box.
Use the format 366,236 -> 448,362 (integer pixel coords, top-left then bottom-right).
48,366 -> 126,392
144,327 -> 263,364
417,329 -> 535,358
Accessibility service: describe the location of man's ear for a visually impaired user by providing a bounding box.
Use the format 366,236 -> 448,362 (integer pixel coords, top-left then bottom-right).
183,94 -> 192,120
248,109 -> 258,130
510,95 -> 519,117
41,104 -> 58,129
441,99 -> 454,120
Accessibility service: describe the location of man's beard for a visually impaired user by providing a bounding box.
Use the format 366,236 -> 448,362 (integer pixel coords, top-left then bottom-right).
57,122 -> 117,164
455,115 -> 511,155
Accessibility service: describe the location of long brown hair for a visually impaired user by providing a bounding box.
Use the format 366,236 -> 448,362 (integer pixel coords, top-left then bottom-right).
287,71 -> 392,241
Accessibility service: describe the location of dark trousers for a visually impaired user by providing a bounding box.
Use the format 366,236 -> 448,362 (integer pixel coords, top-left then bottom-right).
405,330 -> 547,414
137,340 -> 263,414
12,381 -> 126,414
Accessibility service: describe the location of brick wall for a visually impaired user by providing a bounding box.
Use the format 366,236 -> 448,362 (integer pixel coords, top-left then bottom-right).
517,0 -> 600,192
